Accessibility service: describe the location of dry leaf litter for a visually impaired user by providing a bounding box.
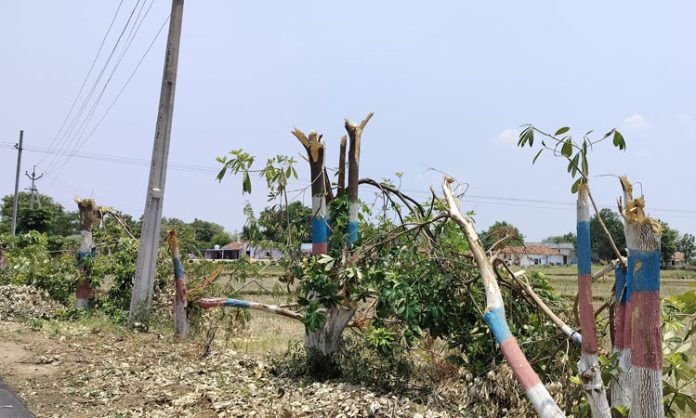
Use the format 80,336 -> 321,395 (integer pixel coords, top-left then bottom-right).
0,284 -> 549,417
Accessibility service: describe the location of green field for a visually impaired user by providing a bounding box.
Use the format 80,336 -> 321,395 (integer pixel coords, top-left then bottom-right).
527,264 -> 696,299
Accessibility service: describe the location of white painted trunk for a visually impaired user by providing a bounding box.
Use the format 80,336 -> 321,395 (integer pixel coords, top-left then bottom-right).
611,348 -> 632,408
577,354 -> 611,418
304,304 -> 356,378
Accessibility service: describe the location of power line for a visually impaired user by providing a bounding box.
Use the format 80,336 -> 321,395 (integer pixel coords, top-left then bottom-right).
38,0 -> 126,168
50,11 -> 169,181
49,0 -> 159,179
43,0 -> 144,175
3,142 -> 695,219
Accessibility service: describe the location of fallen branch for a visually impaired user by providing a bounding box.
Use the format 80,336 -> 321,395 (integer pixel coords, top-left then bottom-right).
442,177 -> 565,418
199,298 -> 304,321
493,259 -> 581,345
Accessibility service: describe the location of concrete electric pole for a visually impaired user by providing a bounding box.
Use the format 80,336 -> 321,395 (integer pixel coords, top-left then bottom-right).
129,0 -> 185,327
10,130 -> 24,236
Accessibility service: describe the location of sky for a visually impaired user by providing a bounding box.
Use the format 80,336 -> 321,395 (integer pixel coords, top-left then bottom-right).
1,1 -> 695,242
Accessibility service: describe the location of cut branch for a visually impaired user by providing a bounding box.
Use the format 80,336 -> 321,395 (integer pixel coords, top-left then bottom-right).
345,113 -> 373,247
442,177 -> 565,418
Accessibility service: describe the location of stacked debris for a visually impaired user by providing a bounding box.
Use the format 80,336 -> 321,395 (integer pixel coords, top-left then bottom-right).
0,285 -> 64,321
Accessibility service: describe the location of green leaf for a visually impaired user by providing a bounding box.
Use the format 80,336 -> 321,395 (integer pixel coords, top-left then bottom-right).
242,172 -> 252,194
571,178 -> 582,194
555,126 -> 570,136
581,154 -> 588,176
613,131 -> 626,150
532,148 -> 544,164
561,140 -> 573,157
518,126 -> 533,147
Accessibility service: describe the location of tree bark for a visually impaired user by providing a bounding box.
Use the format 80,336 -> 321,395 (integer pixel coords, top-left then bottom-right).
575,184 -> 612,418
442,178 -> 565,418
304,304 -> 357,379
612,264 -> 632,410
618,177 -> 664,418
344,112 -> 373,247
292,129 -> 328,255
75,198 -> 100,309
337,135 -> 347,193
166,229 -> 189,338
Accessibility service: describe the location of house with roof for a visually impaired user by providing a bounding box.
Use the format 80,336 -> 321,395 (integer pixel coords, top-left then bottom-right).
544,242 -> 577,265
203,241 -> 248,260
670,251 -> 685,268
500,244 -> 566,266
203,241 -> 283,261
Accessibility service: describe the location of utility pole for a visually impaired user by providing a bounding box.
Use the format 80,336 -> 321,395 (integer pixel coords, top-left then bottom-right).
10,130 -> 24,236
129,0 -> 185,327
25,165 -> 44,209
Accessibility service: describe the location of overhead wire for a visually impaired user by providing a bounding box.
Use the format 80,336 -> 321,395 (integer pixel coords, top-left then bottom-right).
42,0 -> 144,175
50,10 -> 169,181
38,0 -> 126,168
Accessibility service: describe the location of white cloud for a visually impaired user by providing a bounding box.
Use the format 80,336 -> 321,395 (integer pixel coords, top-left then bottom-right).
495,128 -> 520,145
622,114 -> 651,132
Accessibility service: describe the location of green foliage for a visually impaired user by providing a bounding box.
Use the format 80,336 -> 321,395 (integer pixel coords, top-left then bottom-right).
659,221 -> 679,266
678,233 -> 695,263
661,296 -> 696,417
543,232 -> 577,247
589,209 -> 625,261
518,125 -> 625,193
0,231 -> 78,304
0,192 -> 78,236
91,236 -> 139,312
159,217 -> 231,256
479,221 -> 525,250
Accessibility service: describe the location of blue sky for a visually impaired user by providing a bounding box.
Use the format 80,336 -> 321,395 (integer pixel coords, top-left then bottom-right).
1,1 -> 695,241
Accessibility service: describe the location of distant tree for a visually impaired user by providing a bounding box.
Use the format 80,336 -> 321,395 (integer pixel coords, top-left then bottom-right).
679,233 -> 695,263
0,192 -> 78,237
589,208 -> 625,261
659,221 -> 679,266
542,232 -> 577,247
160,217 -> 230,256
479,221 -> 524,251
257,201 -> 312,245
190,218 -> 230,249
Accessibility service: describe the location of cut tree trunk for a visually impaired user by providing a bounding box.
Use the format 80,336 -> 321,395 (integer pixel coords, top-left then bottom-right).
575,184 -> 611,418
75,198 -> 100,309
292,129 -> 328,255
618,176 -> 664,418
611,265 -> 632,410
443,178 -> 565,418
344,112 -> 373,248
304,303 -> 357,379
166,229 -> 189,338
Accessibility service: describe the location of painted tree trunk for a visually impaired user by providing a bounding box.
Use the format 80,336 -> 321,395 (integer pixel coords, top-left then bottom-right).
611,265 -> 632,409
619,177 -> 664,418
75,198 -> 100,309
576,184 -> 611,418
292,129 -> 328,255
166,229 -> 189,338
443,179 -> 565,418
76,230 -> 96,309
345,113 -> 373,248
